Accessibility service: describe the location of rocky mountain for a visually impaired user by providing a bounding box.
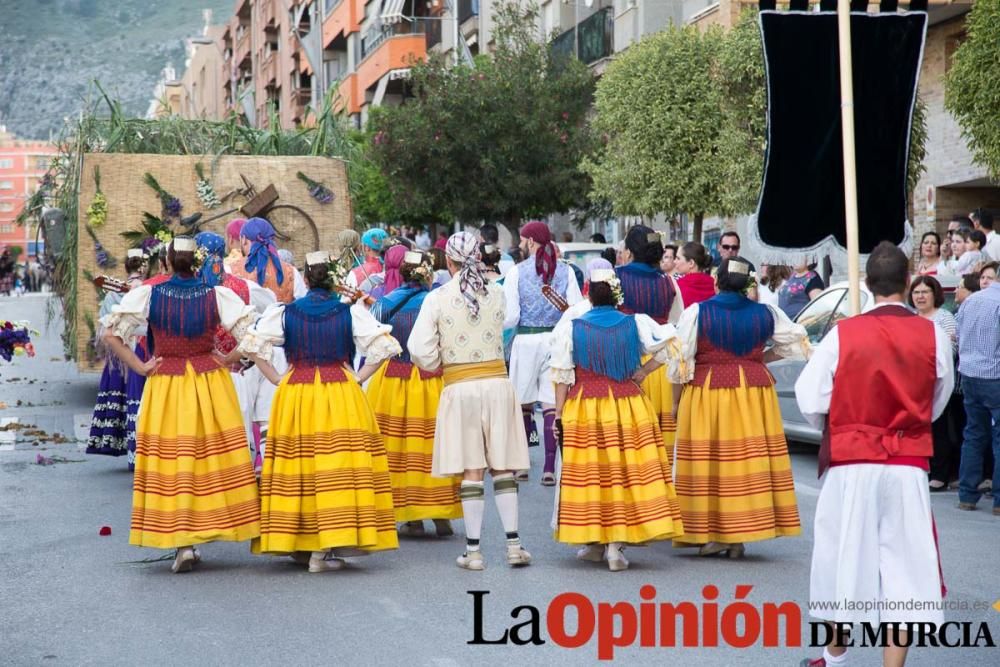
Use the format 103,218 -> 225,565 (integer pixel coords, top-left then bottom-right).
0,0 -> 232,140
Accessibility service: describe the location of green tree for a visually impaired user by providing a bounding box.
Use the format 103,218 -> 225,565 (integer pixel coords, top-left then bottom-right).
716,10 -> 767,217
368,1 -> 595,233
944,0 -> 1000,180
583,24 -> 724,240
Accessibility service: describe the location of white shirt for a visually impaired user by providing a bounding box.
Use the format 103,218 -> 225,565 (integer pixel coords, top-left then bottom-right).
984,230 -> 1000,263
291,266 -> 308,299
794,302 -> 954,431
668,302 -> 809,384
547,302 -> 678,386
502,262 -> 583,330
237,300 -> 400,366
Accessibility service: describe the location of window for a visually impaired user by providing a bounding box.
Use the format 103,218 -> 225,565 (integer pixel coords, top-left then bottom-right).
0,202 -> 14,212
35,157 -> 50,170
0,223 -> 14,233
794,288 -> 846,344
0,181 -> 12,190
0,159 -> 12,169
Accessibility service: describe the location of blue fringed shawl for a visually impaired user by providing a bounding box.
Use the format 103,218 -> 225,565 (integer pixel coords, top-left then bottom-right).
372,284 -> 427,363
572,306 -> 641,382
283,289 -> 354,365
148,276 -> 218,339
697,292 -> 775,357
616,263 -> 676,321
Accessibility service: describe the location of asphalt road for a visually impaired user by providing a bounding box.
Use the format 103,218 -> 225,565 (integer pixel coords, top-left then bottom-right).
1,294 -> 997,666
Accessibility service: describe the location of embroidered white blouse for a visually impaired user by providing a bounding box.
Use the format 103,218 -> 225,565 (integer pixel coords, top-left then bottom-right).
100,284 -> 258,348
547,302 -> 680,386
237,300 -> 401,366
667,302 -> 810,385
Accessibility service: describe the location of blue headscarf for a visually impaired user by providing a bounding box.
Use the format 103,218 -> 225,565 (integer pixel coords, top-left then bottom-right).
361,228 -> 388,252
241,217 -> 284,287
195,231 -> 226,287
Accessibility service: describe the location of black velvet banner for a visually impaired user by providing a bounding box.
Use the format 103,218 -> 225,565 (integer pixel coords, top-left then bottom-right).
751,11 -> 926,261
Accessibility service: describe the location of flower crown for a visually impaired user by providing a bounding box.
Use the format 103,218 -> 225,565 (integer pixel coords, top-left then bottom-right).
589,269 -> 625,306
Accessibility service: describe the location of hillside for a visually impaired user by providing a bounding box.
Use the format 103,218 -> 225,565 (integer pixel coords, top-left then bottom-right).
0,0 -> 232,140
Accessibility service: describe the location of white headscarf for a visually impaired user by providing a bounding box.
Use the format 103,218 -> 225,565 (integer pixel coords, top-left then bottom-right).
445,231 -> 488,317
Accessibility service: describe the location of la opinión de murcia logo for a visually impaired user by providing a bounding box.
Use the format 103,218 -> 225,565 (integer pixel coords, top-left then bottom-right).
467,587 -> 998,660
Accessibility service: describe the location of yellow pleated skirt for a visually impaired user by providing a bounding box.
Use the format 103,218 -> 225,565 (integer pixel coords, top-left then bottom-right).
640,358 -> 677,456
253,369 -> 399,554
131,365 -> 260,549
673,375 -> 801,546
554,389 -> 684,545
366,364 -> 462,522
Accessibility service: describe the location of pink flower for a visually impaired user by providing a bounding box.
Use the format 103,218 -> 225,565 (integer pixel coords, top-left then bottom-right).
562,112 -> 569,120
560,133 -> 568,143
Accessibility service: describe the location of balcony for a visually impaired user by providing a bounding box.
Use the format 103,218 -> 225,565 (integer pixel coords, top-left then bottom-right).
426,14 -> 442,49
357,20 -> 427,96
551,7 -> 613,66
323,0 -> 360,47
361,19 -> 427,60
261,0 -> 277,27
262,53 -> 278,84
236,26 -> 251,67
458,0 -> 478,24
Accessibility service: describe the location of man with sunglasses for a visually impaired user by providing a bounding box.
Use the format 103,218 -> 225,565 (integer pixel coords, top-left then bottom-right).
715,231 -> 757,299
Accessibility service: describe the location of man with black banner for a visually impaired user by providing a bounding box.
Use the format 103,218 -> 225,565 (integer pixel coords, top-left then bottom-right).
795,242 -> 953,667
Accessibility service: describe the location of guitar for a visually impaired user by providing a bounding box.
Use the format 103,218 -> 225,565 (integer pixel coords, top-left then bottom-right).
541,284 -> 569,312
93,275 -> 130,294
333,284 -> 375,306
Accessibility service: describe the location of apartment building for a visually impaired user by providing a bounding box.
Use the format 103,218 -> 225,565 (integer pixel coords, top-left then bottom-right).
0,127 -> 56,259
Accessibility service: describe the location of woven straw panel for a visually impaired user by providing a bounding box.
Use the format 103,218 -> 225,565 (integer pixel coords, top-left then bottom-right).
76,153 -> 353,371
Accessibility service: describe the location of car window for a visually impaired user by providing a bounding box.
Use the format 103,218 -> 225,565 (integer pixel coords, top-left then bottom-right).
826,289 -> 869,336
795,289 -> 847,343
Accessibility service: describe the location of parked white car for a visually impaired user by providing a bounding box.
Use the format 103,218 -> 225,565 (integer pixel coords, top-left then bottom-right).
767,275 -> 958,444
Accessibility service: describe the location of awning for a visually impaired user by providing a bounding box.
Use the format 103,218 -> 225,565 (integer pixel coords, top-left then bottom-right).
380,0 -> 407,24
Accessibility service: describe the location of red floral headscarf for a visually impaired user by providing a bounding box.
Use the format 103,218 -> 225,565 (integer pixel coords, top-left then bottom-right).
520,220 -> 557,285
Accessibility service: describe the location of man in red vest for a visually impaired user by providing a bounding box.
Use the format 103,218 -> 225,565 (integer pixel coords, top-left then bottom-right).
794,242 -> 954,667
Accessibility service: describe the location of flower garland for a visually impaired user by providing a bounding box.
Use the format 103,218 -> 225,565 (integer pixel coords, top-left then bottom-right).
297,171 -> 334,204
607,274 -> 625,306
86,166 -> 108,228
326,257 -> 349,288
194,163 -> 221,209
192,246 -> 208,271
85,225 -> 116,268
143,172 -> 183,222
0,320 -> 37,362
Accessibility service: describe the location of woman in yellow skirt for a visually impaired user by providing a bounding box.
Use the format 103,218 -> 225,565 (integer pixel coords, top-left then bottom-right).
238,251 -> 401,573
669,257 -> 809,558
101,236 -> 261,574
615,226 -> 685,456
367,248 -> 462,537
550,267 -> 684,571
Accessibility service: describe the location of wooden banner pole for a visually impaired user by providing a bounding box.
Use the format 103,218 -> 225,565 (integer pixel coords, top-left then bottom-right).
838,0 -> 862,315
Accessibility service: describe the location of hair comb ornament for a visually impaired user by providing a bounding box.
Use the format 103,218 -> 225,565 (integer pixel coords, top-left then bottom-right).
306,250 -> 331,266
172,237 -> 196,252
